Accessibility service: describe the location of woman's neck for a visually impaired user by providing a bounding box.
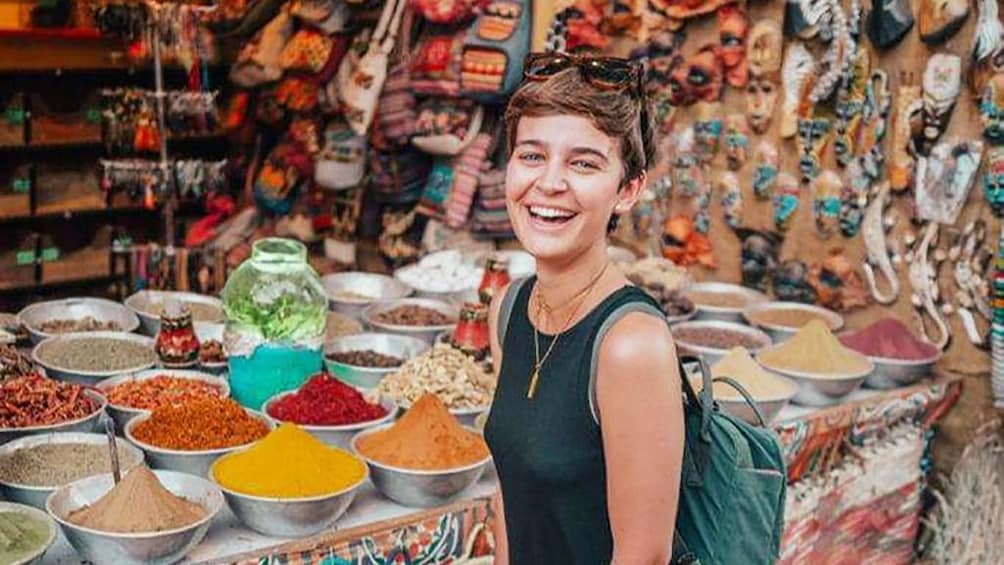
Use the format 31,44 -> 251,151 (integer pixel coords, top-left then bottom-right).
533,241 -> 610,315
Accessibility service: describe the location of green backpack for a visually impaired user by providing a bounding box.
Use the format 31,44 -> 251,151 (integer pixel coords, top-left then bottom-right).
672,355 -> 787,565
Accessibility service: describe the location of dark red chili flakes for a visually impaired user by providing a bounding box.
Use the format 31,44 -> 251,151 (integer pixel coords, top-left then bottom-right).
0,373 -> 100,428
267,372 -> 387,426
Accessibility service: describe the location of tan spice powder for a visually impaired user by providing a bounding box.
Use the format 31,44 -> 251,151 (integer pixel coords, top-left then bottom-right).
68,466 -> 205,533
748,308 -> 832,329
687,291 -> 749,309
758,320 -> 871,377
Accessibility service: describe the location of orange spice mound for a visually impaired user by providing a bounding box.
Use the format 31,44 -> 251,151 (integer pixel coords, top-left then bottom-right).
356,393 -> 489,470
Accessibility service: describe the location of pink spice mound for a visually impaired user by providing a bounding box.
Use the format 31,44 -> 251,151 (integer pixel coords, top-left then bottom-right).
839,318 -> 940,360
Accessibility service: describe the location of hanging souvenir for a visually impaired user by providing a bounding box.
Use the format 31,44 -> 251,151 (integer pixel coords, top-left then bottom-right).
917,54 -> 961,155
661,214 -> 716,268
839,178 -> 867,239
970,0 -> 1004,94
717,4 -> 749,88
752,141 -> 779,200
949,220 -> 992,347
890,82 -> 922,192
253,141 -> 313,216
797,116 -> 831,185
808,249 -> 871,312
905,222 -> 951,349
692,182 -> 712,234
780,41 -> 814,138
670,127 -> 706,198
915,139 -> 984,225
866,0 -> 914,49
834,49 -> 871,168
852,70 -> 893,182
745,77 -> 778,135
669,45 -> 724,105
460,0 -> 533,102
719,172 -> 743,229
747,19 -> 783,79
862,182 -> 899,305
980,73 -> 1004,144
736,228 -> 782,293
803,1 -> 855,106
812,170 -> 842,239
378,205 -> 424,267
693,103 -> 723,164
783,0 -> 829,39
315,118 -> 368,191
772,172 -> 801,233
772,259 -> 817,303
918,0 -> 969,45
723,114 -> 750,171
654,0 -> 734,23
983,146 -> 1004,217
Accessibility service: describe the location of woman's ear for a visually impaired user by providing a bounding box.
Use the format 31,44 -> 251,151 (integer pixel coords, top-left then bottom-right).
615,172 -> 647,213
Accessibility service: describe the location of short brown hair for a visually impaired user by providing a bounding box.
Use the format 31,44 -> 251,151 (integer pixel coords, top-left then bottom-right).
504,66 -> 655,184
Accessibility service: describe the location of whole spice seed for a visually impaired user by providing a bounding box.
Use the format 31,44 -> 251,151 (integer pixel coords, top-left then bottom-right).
37,317 -> 122,334
105,375 -> 226,411
326,350 -> 404,368
378,343 -> 494,410
839,317 -> 940,360
0,374 -> 99,428
687,291 -> 750,309
36,337 -> 156,372
375,305 -> 454,326
0,443 -> 142,487
267,372 -> 387,426
68,466 -> 206,533
673,326 -> 767,350
131,397 -> 269,451
748,308 -> 833,329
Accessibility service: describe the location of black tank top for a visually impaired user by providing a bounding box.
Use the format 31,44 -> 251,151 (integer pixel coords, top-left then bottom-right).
484,277 -> 663,564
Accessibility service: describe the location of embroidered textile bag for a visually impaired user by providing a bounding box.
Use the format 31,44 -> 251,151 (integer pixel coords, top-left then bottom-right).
410,0 -> 482,23
337,0 -> 407,135
315,117 -> 368,191
460,0 -> 531,102
410,27 -> 466,96
410,97 -> 484,155
229,8 -> 294,87
376,8 -> 418,146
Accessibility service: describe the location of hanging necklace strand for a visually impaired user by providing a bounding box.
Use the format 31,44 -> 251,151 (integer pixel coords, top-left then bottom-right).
528,261 -> 611,399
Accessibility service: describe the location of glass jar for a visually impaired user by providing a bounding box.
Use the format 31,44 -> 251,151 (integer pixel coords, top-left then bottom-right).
155,301 -> 200,368
221,238 -> 327,409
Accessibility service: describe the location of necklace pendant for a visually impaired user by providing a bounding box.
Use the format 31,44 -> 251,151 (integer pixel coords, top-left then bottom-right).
527,368 -> 540,399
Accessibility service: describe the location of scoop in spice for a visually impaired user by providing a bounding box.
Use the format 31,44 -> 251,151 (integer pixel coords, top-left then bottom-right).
839,317 -> 940,360
758,320 -> 871,377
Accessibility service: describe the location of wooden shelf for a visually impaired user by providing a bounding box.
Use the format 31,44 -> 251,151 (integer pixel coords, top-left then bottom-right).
0,30 -> 131,72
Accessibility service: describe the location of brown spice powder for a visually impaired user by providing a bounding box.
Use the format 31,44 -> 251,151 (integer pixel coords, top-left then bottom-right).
68,466 -> 205,533
748,308 -> 832,329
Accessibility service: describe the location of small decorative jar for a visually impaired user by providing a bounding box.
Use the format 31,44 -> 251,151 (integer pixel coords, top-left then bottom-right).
478,256 -> 510,305
451,302 -> 490,360
155,301 -> 200,368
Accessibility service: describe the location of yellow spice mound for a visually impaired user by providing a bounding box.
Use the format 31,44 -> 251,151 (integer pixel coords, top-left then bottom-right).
213,423 -> 366,498
692,347 -> 795,400
758,319 -> 870,376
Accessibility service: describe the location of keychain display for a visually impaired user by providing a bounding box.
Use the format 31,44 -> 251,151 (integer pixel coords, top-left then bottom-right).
752,141 -> 779,200
174,159 -> 228,197
102,89 -> 219,156
100,159 -> 172,209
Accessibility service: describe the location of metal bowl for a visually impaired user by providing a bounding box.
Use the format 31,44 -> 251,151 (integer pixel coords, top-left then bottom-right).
0,390 -> 107,445
757,349 -> 873,407
0,501 -> 58,565
124,410 -> 273,478
393,264 -> 481,305
352,424 -> 490,508
671,320 -> 773,366
863,352 -> 941,390
46,470 -> 223,565
17,298 -> 141,344
398,397 -> 491,429
683,363 -> 796,425
323,333 -> 430,389
32,331 -> 157,385
742,302 -> 844,343
262,391 -> 398,450
684,282 -> 769,322
666,308 -> 698,325
362,298 -> 460,345
466,249 -> 537,278
209,451 -> 367,537
0,433 -> 144,509
96,369 -> 230,435
124,290 -> 224,336
322,272 -> 413,318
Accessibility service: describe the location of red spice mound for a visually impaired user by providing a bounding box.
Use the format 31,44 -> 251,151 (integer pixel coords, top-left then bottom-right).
267,372 -> 387,426
839,318 -> 940,360
0,373 -> 99,428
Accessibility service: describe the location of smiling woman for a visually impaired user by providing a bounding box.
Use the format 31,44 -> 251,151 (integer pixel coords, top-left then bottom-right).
483,54 -> 684,565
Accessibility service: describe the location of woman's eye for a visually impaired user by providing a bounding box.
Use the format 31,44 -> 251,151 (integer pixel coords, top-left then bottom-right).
518,152 -> 544,163
571,160 -> 599,171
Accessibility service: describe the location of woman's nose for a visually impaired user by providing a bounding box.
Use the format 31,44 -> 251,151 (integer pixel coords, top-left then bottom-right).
535,162 -> 568,194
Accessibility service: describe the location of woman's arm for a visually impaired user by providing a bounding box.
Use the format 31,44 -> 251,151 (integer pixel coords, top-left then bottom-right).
596,313 -> 684,565
488,282 -> 511,565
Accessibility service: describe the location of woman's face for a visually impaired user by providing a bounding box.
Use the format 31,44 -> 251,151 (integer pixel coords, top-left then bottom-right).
506,114 -> 643,262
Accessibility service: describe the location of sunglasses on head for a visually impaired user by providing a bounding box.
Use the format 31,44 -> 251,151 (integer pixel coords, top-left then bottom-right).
523,52 -> 645,98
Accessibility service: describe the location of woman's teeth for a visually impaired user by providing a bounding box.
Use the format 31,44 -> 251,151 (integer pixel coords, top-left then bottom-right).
529,206 -> 576,222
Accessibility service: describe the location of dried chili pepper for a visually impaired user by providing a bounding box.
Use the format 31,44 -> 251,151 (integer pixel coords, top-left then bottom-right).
0,374 -> 99,428
105,375 -> 226,411
131,397 -> 269,451
267,372 -> 386,426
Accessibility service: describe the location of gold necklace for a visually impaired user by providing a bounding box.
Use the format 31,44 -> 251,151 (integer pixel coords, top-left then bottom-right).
528,262 -> 611,399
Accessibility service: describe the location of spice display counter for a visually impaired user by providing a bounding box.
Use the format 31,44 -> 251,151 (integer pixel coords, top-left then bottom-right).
37,375 -> 957,564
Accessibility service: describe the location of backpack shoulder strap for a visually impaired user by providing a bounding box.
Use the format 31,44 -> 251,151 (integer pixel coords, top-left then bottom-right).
496,276 -> 529,349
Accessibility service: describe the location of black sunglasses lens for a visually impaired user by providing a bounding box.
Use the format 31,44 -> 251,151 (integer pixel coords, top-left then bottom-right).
526,55 -> 573,77
583,60 -> 634,87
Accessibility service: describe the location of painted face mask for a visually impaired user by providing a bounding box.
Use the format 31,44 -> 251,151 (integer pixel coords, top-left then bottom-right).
772,259 -> 817,303
747,19 -> 783,78
745,77 -> 778,134
917,53 -> 961,156
918,0 -> 970,45
783,0 -> 831,39
797,116 -> 831,185
809,249 -> 871,312
718,4 -> 749,87
719,171 -> 743,229
916,139 -> 985,225
671,127 -> 706,197
980,73 -> 1004,144
687,45 -> 725,103
983,146 -> 1004,217
780,41 -> 815,138
971,0 -> 1004,94
736,228 -> 781,292
866,0 -> 915,49
834,49 -> 871,168
812,170 -> 842,239
772,172 -> 801,233
889,83 -> 922,192
693,105 -> 724,163
724,114 -> 750,170
752,141 -> 779,200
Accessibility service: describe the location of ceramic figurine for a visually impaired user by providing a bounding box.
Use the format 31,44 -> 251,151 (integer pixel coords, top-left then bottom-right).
866,0 -> 914,49
752,141 -> 780,200
772,259 -> 817,303
970,0 -> 1004,94
889,81 -> 922,192
918,0 -> 969,44
718,4 -> 750,87
719,172 -> 743,229
747,19 -> 783,79
862,182 -> 899,304
917,54 -> 962,155
693,103 -> 723,163
980,73 -> 1004,144
797,117 -> 831,184
812,170 -> 842,239
772,172 -> 801,233
983,146 -> 1004,217
834,49 -> 871,168
905,222 -> 951,349
724,114 -> 750,170
780,41 -> 815,138
808,248 -> 871,312
915,139 -> 984,225
671,127 -> 705,197
745,77 -> 779,134
949,220 -> 991,347
736,228 -> 782,292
